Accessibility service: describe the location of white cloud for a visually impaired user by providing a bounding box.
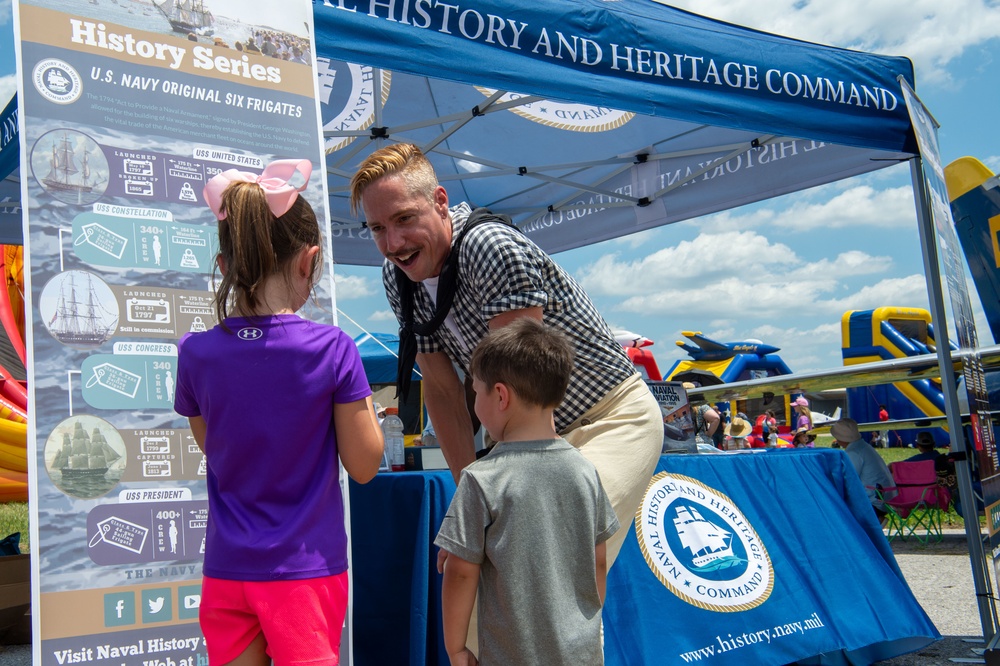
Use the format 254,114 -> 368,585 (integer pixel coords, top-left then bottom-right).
701,185 -> 915,233
577,230 -> 800,297
0,74 -> 14,107
670,0 -> 1000,86
369,309 -> 397,322
332,273 -> 375,299
820,274 -> 930,317
0,0 -> 10,26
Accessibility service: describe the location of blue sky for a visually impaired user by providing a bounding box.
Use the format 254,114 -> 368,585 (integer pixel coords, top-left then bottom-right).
4,0 -> 1000,376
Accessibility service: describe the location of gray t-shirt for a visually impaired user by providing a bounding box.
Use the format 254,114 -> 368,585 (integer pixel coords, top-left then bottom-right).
434,438 -> 619,665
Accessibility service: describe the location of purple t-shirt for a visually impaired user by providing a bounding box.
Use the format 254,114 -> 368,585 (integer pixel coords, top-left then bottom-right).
174,315 -> 371,581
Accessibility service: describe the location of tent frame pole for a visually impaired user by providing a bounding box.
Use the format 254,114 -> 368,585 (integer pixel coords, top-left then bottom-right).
910,157 -> 999,642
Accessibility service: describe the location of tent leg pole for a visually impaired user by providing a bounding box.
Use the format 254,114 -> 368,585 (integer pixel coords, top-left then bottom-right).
910,157 -> 999,642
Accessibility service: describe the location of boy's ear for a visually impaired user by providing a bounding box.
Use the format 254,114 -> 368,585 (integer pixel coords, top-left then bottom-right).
495,382 -> 511,410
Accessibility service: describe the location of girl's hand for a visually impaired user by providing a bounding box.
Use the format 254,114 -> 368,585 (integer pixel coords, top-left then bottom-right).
335,396 -> 385,483
449,648 -> 478,666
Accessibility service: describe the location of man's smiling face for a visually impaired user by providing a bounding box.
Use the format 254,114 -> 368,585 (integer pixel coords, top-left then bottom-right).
363,176 -> 452,283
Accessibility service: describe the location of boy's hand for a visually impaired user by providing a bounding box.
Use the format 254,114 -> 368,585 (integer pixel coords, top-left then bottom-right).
449,647 -> 479,666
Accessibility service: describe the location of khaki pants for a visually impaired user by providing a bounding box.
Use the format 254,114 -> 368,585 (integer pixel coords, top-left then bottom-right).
465,373 -> 663,653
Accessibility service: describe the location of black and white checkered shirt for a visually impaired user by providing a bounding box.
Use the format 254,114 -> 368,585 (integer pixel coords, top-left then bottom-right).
383,203 -> 636,432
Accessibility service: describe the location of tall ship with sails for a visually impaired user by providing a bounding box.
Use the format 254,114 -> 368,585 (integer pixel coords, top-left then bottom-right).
43,134 -> 93,195
47,272 -> 117,347
673,505 -> 740,570
153,0 -> 215,36
51,422 -> 122,479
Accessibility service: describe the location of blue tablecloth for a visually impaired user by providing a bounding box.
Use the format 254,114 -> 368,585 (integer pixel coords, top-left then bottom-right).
349,449 -> 938,666
349,470 -> 455,666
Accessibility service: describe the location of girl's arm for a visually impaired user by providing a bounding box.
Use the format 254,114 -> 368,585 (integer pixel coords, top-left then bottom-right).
595,541 -> 608,605
334,396 -> 384,483
188,416 -> 207,454
441,550 -> 480,666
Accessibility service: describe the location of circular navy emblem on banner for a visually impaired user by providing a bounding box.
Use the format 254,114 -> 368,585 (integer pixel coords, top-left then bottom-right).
318,57 -> 391,154
474,87 -> 633,132
32,58 -> 83,105
636,472 -> 773,612
237,327 -> 263,341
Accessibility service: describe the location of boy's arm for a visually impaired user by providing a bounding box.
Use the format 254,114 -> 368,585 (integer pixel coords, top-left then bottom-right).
595,541 -> 608,605
441,549 -> 481,666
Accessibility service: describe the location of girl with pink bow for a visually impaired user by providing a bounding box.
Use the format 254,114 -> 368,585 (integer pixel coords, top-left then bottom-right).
174,159 -> 384,666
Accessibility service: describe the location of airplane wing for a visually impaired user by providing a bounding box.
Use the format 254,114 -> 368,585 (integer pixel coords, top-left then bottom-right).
680,331 -> 727,351
684,343 -> 1000,405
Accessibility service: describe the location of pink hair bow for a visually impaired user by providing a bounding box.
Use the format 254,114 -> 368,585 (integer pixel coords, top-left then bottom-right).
203,159 -> 313,220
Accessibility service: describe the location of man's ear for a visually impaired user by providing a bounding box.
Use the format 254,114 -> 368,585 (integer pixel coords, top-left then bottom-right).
433,185 -> 449,216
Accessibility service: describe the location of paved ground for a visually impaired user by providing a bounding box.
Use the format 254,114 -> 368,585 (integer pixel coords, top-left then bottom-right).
0,529 -> 992,665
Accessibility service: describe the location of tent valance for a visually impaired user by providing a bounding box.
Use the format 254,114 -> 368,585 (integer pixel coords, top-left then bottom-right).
313,0 -> 917,266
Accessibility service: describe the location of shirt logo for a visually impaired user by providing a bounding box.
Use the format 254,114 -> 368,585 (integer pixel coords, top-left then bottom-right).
237,327 -> 262,340
636,472 -> 773,612
32,58 -> 83,105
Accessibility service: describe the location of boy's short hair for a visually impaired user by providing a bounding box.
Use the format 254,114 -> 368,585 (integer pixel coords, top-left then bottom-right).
470,318 -> 574,409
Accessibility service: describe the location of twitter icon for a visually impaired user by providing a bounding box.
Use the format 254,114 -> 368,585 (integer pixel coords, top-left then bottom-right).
142,588 -> 173,623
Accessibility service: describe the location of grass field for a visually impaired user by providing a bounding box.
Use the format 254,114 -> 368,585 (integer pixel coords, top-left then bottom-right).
813,437 -> 972,529
0,501 -> 29,553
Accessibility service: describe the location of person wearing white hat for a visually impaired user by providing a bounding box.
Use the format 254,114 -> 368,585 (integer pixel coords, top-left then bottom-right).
831,418 -> 895,521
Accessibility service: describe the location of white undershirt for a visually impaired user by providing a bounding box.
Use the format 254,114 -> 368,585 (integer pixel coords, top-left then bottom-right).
423,276 -> 468,350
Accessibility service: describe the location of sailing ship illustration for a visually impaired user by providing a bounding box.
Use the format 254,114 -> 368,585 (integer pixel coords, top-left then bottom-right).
47,272 -> 118,347
43,134 -> 93,195
153,0 -> 215,35
673,505 -> 741,570
51,422 -> 122,479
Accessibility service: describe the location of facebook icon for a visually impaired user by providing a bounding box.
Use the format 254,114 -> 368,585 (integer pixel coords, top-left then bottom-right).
103,592 -> 135,627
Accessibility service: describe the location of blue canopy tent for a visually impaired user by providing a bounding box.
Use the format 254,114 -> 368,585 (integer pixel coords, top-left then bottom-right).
0,96 -> 21,246
354,331 -> 421,385
312,0 -> 916,266
307,0 -> 993,661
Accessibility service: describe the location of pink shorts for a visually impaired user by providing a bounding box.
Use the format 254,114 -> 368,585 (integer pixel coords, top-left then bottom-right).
200,573 -> 348,665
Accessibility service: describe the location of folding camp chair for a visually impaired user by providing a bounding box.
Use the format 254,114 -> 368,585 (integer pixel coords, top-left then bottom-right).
879,460 -> 952,544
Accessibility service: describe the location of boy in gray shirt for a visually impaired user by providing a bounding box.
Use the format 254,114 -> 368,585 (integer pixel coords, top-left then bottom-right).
434,318 -> 619,666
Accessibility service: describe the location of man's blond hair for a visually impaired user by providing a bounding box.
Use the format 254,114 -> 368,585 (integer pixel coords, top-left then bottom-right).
349,143 -> 439,216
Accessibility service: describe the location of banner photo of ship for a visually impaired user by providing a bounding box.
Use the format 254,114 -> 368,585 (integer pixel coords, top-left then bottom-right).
151,0 -> 214,37
25,0 -> 312,54
14,0 -> 326,660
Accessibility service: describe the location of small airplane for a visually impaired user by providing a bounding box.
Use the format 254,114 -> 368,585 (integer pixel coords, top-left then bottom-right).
675,331 -> 780,361
810,406 -> 842,425
614,329 -> 654,348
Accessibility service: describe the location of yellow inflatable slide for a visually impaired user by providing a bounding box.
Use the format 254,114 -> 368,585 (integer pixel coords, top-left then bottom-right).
0,246 -> 28,503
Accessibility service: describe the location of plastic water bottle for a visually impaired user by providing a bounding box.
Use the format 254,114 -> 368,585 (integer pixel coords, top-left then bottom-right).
381,407 -> 406,472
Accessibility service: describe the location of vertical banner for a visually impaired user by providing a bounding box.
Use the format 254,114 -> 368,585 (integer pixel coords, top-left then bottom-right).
901,83 -> 999,554
13,0 -> 331,663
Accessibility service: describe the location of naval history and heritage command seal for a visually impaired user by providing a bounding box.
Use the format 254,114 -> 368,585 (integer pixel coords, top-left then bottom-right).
636,472 -> 774,612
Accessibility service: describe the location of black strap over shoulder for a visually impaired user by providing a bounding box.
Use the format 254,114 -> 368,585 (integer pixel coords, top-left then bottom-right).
395,208 -> 515,401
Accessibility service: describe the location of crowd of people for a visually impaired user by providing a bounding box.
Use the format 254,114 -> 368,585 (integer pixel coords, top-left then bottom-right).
193,29 -> 313,64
